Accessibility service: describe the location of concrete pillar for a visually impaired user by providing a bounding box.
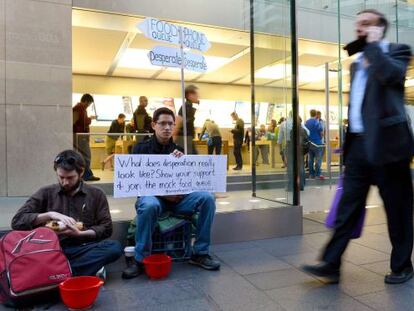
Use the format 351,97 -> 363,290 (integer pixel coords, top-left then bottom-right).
0,0 -> 6,196
3,0 -> 72,196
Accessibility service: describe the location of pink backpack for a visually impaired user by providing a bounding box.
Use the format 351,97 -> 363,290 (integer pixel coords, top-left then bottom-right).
0,227 -> 72,303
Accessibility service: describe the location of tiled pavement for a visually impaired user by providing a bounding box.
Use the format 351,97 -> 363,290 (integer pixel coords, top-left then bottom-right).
6,207 -> 414,311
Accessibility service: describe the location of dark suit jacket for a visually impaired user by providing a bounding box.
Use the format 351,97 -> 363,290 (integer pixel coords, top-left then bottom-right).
344,42 -> 414,165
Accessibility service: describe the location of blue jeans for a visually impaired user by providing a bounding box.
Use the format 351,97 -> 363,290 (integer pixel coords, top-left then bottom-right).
134,192 -> 216,262
308,144 -> 324,177
63,240 -> 123,276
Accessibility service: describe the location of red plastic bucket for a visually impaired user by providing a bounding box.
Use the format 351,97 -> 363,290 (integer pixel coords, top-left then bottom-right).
59,276 -> 103,310
143,254 -> 172,279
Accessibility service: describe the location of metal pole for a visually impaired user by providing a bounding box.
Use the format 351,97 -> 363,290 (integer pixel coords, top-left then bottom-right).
250,0 -> 256,197
179,26 -> 188,154
290,0 -> 300,206
395,0 -> 399,43
325,63 -> 332,189
337,0 -> 344,175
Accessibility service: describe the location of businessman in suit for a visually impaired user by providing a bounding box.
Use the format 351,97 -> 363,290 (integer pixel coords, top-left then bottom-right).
302,9 -> 414,284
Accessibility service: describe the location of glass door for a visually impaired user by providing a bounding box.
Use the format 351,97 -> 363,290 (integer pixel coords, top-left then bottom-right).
251,0 -> 297,204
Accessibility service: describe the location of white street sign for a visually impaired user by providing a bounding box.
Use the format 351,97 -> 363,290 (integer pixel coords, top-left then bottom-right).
149,46 -> 207,73
138,17 -> 211,52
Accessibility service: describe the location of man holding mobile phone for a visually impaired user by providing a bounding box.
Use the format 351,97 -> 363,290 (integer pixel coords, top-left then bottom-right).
302,9 -> 414,285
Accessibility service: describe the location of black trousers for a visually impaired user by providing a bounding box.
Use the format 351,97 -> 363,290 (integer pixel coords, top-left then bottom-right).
73,134 -> 93,179
233,140 -> 243,168
208,136 -> 222,155
322,135 -> 414,273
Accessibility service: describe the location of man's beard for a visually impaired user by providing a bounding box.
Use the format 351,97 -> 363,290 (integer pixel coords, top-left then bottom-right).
61,180 -> 81,193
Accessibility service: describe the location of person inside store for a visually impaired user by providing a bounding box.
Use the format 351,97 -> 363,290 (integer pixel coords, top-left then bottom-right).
125,118 -> 137,153
123,107 -> 221,279
244,127 -> 251,152
200,119 -> 222,155
342,118 -> 349,142
254,124 -> 270,166
305,109 -> 325,180
277,117 -> 287,168
316,111 -> 326,144
174,85 -> 200,154
101,113 -> 126,171
133,96 -> 153,143
11,150 -> 122,278
278,112 -> 309,190
230,112 -> 245,170
72,93 -> 100,181
302,9 -> 414,285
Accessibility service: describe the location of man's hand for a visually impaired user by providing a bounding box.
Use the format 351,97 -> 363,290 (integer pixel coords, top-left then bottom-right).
171,149 -> 184,158
47,212 -> 77,226
366,26 -> 384,43
57,224 -> 83,237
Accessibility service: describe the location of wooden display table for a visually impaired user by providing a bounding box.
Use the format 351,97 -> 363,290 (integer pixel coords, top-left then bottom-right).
193,139 -> 229,169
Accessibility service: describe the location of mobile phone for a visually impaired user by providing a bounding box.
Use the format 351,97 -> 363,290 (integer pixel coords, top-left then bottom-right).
343,37 -> 367,56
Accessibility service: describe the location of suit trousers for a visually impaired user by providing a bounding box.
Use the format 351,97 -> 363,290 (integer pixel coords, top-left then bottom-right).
322,135 -> 413,273
233,140 -> 243,168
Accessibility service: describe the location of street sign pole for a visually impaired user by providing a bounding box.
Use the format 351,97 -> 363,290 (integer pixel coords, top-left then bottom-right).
179,26 -> 188,154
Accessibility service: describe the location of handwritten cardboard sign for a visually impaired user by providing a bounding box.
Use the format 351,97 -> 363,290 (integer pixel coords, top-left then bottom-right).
149,46 -> 207,73
138,17 -> 211,52
114,155 -> 227,198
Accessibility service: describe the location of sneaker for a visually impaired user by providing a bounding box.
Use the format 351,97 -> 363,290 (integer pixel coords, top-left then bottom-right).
85,176 -> 100,181
96,266 -> 106,282
122,260 -> 144,279
189,254 -> 220,271
318,175 -> 326,180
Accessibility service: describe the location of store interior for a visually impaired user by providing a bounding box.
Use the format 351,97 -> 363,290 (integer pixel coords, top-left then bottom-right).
72,9 -> 414,183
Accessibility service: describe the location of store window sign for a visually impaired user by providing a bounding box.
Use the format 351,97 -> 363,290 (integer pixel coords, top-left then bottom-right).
138,17 -> 211,52
149,46 -> 207,73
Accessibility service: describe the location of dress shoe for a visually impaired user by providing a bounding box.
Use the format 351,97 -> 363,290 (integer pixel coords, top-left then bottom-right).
301,262 -> 340,284
385,267 -> 414,284
232,166 -> 242,171
122,260 -> 144,279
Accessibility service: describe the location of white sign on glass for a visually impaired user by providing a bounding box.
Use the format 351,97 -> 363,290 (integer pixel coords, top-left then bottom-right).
149,46 -> 207,73
113,155 -> 227,198
138,17 -> 211,52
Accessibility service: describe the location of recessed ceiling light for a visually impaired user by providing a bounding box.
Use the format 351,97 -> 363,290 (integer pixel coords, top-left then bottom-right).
110,209 -> 121,214
249,199 -> 261,203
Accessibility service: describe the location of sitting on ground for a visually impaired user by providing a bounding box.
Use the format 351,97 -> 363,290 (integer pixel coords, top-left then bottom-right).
11,149 -> 122,277
122,107 -> 221,279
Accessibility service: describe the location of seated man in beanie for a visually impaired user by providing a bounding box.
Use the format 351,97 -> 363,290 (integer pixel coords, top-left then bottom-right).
122,107 -> 220,279
11,150 -> 122,277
